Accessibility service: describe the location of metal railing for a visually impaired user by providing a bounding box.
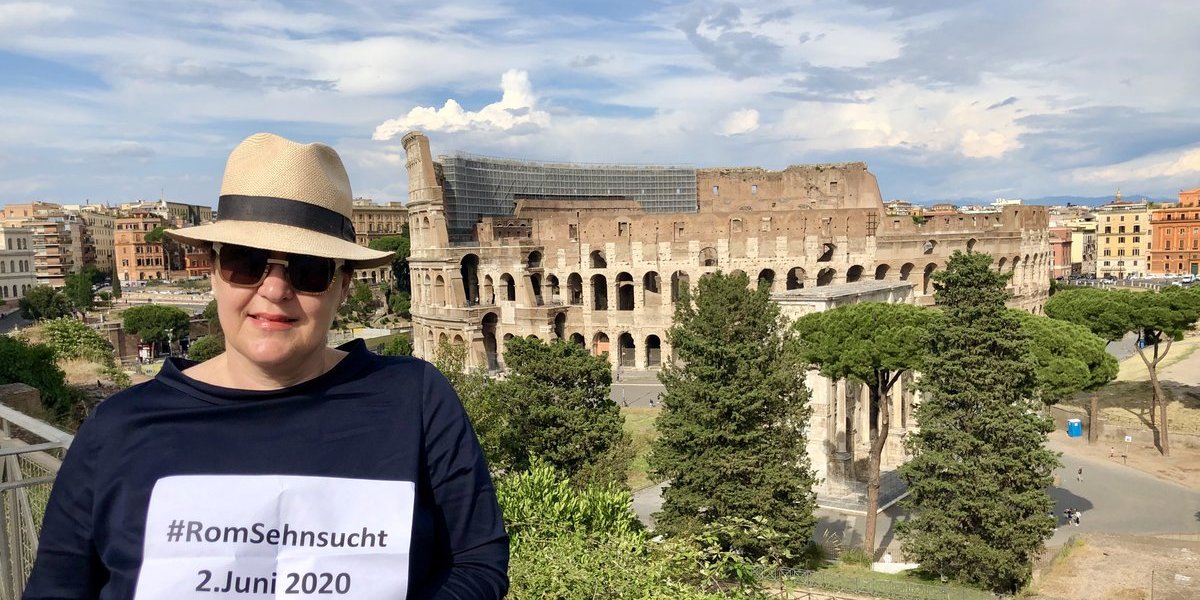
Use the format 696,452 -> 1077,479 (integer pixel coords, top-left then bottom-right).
0,405 -> 73,600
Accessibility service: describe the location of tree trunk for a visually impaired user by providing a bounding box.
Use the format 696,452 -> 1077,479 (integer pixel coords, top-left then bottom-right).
863,371 -> 896,559
1088,393 -> 1100,444
1136,336 -> 1172,456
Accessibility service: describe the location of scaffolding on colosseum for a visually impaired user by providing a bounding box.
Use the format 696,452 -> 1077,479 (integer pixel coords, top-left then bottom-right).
438,152 -> 698,239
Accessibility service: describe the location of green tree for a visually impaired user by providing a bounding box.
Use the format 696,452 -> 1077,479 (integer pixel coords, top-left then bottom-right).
111,275 -> 122,300
41,317 -> 114,363
1016,310 -> 1118,442
898,252 -> 1057,593
487,337 -> 632,489
1046,286 -> 1200,455
380,335 -> 413,356
650,271 -> 817,563
0,336 -> 81,423
63,268 -> 98,313
339,281 -> 381,326
187,335 -> 224,362
431,339 -> 507,468
122,304 -> 191,346
143,225 -> 172,243
369,230 -> 411,293
792,302 -> 932,557
18,286 -> 72,321
387,290 -> 411,318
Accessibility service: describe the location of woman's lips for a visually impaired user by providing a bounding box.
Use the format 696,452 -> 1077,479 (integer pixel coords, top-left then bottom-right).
248,313 -> 299,330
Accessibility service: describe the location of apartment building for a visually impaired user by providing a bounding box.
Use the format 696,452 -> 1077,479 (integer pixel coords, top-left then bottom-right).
1149,187 -> 1200,275
1095,194 -> 1150,278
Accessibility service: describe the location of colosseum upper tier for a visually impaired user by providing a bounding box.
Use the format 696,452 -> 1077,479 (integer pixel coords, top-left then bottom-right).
403,131 -> 1051,372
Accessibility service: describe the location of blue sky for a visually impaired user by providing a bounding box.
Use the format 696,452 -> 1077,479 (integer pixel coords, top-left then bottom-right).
2,0 -> 1198,207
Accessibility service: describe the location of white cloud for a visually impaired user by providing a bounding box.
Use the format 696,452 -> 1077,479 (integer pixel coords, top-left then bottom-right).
372,69 -> 551,139
1073,146 -> 1200,183
716,109 -> 759,136
0,2 -> 73,32
960,129 -> 1020,159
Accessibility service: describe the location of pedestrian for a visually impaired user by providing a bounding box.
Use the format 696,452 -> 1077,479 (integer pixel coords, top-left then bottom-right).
1076,466 -> 1083,482
883,551 -> 893,564
1109,446 -> 1115,458
1073,511 -> 1081,526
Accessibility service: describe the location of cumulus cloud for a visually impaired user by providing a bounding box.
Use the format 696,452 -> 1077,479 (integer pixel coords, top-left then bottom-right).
716,109 -> 759,136
372,69 -> 550,139
960,129 -> 1019,158
677,4 -> 783,79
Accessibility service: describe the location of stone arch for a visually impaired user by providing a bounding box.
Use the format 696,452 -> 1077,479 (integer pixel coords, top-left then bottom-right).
482,312 -> 499,370
670,270 -> 690,302
438,332 -> 448,345
923,239 -> 937,254
554,312 -> 567,339
923,262 -> 938,295
570,332 -> 585,349
645,335 -> 662,368
482,275 -> 495,304
527,250 -> 543,269
460,254 -> 479,305
757,268 -> 775,292
567,273 -> 583,305
967,238 -> 977,251
997,256 -> 1008,271
816,267 -> 835,286
786,267 -> 806,290
453,334 -> 464,345
818,243 -> 835,262
846,265 -> 864,283
617,333 -> 636,367
593,331 -> 610,356
643,271 -> 661,306
899,263 -> 914,281
546,274 -> 560,303
699,247 -> 717,267
590,250 -> 607,269
434,275 -> 446,306
874,264 -> 890,280
530,273 -> 544,305
616,272 -> 635,310
591,274 -> 608,310
500,273 -> 516,301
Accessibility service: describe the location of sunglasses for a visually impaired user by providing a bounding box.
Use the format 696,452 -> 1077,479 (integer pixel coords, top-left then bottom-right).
214,242 -> 345,295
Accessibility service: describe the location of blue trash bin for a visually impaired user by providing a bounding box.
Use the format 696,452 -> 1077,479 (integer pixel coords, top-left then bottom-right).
1066,418 -> 1083,438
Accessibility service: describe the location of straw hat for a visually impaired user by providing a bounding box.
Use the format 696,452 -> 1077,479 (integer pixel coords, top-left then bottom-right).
165,133 -> 395,269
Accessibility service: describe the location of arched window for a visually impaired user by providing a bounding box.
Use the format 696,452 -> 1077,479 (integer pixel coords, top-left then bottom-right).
500,273 -> 516,302
816,268 -> 835,286
482,313 -> 499,371
899,263 -> 914,281
460,254 -> 480,305
645,335 -> 662,368
670,271 -> 690,302
526,250 -> 543,269
590,250 -> 607,269
817,243 -> 835,262
846,265 -> 864,283
874,264 -> 890,280
554,313 -> 567,339
616,272 -> 634,310
434,275 -> 446,306
643,271 -> 661,306
757,269 -> 775,292
617,333 -> 636,367
591,274 -> 608,310
567,273 -> 583,305
592,332 -> 610,356
923,263 -> 938,295
786,267 -> 806,290
699,247 -> 717,267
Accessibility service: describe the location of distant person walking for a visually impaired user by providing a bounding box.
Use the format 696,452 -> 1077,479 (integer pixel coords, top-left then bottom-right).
1077,466 -> 1084,482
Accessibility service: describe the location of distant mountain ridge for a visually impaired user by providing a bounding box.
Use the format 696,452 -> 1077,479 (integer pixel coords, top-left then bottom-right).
913,195 -> 1176,207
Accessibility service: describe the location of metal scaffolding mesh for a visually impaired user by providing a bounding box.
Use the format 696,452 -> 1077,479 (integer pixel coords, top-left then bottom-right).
438,152 -> 697,239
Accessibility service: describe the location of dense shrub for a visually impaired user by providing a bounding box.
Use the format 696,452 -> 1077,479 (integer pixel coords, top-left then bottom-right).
0,336 -> 82,422
187,335 -> 224,362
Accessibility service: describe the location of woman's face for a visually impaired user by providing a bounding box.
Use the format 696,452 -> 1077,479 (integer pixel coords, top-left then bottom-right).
213,248 -> 350,373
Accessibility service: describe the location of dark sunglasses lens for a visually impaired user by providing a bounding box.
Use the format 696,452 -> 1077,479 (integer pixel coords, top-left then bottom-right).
287,254 -> 337,293
218,245 -> 269,286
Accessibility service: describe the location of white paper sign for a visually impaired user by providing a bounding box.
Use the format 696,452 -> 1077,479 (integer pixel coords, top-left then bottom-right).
134,475 -> 414,599
1124,435 -> 1133,443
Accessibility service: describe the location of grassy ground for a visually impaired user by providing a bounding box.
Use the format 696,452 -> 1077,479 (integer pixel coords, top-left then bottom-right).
779,564 -> 999,600
622,406 -> 661,491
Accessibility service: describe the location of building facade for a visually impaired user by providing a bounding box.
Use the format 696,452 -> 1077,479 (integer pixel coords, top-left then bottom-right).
1066,218 -> 1097,277
114,213 -> 168,282
1048,226 -> 1073,279
1095,195 -> 1150,278
403,131 -> 1051,371
77,208 -> 117,274
0,227 -> 37,301
1149,188 -> 1200,275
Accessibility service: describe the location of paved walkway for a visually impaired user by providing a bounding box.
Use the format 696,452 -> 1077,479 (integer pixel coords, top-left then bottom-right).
632,434 -> 1200,555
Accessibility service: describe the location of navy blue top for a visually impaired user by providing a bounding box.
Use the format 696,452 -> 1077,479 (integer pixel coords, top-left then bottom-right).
24,340 -> 509,599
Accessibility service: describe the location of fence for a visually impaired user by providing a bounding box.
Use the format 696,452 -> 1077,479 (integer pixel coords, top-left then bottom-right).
0,404 -> 73,600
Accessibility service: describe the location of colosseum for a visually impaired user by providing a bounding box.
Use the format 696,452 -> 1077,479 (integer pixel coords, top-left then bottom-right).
402,131 -> 1051,501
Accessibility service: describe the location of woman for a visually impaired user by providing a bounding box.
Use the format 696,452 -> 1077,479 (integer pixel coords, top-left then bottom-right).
25,133 -> 509,599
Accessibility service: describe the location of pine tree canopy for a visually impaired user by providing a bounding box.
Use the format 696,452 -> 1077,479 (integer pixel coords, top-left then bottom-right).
650,271 -> 816,562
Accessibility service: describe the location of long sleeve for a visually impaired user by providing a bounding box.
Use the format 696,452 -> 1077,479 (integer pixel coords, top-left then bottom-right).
411,364 -> 509,600
24,419 -> 108,598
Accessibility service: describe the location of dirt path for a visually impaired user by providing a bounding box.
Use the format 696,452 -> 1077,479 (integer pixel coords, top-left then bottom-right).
1050,429 -> 1200,490
1032,533 -> 1200,600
